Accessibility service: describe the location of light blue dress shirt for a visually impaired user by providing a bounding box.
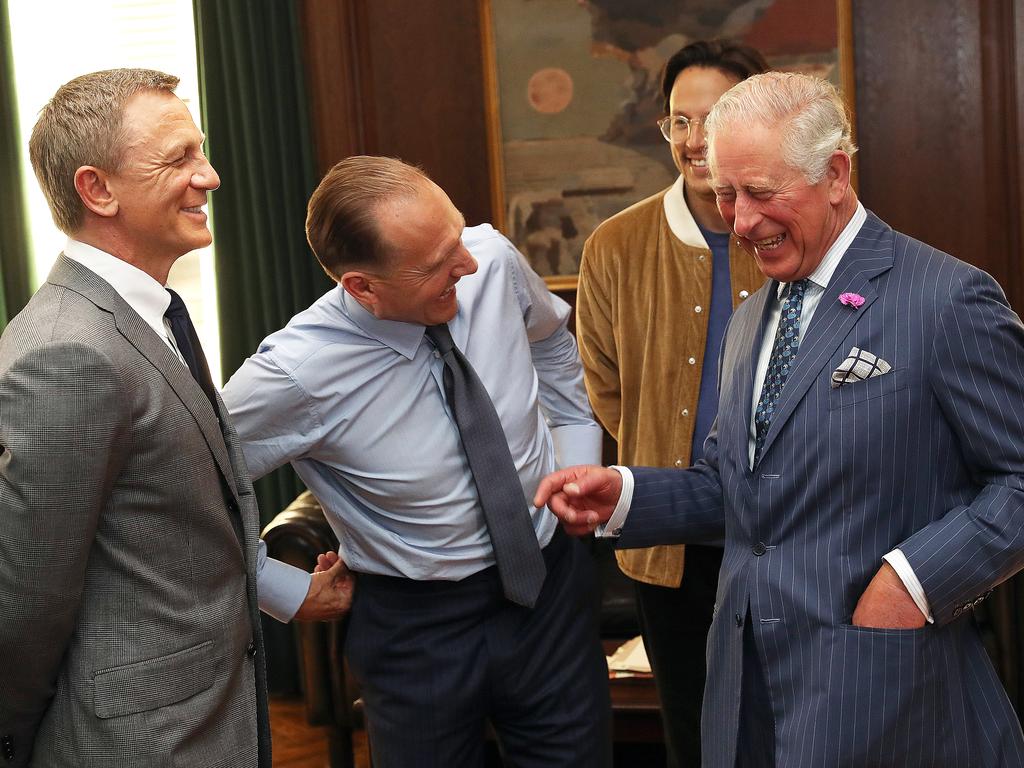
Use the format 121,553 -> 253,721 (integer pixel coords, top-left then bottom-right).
226,225 -> 602,621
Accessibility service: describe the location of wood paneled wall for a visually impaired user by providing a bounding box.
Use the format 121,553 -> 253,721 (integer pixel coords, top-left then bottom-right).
852,0 -> 1024,308
298,0 -> 495,227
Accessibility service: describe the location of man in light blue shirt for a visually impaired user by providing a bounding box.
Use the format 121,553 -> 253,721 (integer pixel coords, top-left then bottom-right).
224,156 -> 611,767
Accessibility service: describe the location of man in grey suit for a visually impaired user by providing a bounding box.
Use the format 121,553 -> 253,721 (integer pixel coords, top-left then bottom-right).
0,69 -> 351,767
536,71 -> 1024,767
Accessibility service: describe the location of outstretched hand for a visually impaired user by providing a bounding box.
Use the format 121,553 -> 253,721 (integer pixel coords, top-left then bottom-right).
294,551 -> 355,622
533,465 -> 624,537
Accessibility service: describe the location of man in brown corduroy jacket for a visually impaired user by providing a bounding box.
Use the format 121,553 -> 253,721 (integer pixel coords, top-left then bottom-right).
577,40 -> 768,767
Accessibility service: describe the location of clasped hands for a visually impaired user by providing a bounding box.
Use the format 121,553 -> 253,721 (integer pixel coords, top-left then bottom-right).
294,550 -> 355,622
534,465 -> 926,630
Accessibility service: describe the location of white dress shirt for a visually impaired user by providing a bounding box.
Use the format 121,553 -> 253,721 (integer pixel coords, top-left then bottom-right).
63,239 -> 181,361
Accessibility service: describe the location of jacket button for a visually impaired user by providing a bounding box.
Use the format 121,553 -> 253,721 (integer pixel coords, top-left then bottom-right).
247,641 -> 257,658
227,499 -> 239,513
1,735 -> 14,760
735,613 -> 743,627
752,542 -> 767,556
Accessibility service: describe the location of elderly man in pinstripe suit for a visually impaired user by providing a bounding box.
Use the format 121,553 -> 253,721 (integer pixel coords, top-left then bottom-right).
537,72 -> 1024,767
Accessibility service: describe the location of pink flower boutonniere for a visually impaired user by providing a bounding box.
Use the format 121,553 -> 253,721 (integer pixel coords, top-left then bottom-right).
838,292 -> 865,309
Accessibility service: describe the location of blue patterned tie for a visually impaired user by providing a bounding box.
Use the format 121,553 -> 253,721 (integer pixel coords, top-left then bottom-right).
753,279 -> 809,465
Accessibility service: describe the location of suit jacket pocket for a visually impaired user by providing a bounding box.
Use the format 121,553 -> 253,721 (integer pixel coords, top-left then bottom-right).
828,367 -> 908,410
824,624 -> 967,766
93,640 -> 215,719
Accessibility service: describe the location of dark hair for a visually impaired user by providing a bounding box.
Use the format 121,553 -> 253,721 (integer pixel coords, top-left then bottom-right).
661,39 -> 770,113
306,156 -> 429,281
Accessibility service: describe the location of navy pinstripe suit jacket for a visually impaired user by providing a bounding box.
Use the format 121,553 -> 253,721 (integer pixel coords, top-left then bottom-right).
621,212 -> 1024,767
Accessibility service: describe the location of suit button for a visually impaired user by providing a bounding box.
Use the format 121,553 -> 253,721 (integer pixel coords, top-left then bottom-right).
227,499 -> 239,513
752,542 -> 767,556
953,605 -> 963,618
247,641 -> 257,658
2,735 -> 14,760
735,613 -> 743,627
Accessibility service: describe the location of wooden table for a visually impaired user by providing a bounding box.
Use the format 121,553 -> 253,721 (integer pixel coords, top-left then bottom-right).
604,640 -> 663,744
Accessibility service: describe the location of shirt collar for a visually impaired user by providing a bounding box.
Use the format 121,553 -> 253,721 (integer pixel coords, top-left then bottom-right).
339,286 -> 427,360
777,201 -> 867,298
662,174 -> 710,249
63,238 -> 172,329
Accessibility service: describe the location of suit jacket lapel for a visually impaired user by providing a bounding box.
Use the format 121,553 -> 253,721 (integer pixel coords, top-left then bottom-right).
732,281 -> 777,467
49,255 -> 241,500
754,212 -> 895,465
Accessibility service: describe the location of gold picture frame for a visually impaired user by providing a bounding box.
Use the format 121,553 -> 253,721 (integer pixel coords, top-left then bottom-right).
480,0 -> 857,291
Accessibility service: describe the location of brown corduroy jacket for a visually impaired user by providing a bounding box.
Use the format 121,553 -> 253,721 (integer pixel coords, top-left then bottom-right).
577,177 -> 765,586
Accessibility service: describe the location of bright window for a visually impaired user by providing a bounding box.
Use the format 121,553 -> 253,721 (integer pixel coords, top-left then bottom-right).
7,0 -> 222,383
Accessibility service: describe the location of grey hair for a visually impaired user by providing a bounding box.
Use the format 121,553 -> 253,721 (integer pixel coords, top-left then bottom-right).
29,68 -> 179,234
705,71 -> 857,183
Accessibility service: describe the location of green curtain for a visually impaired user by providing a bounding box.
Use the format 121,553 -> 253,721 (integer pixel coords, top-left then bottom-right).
0,0 -> 33,330
193,0 -> 333,692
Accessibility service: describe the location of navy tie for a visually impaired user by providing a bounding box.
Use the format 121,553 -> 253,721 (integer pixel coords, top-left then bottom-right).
426,323 -> 546,608
164,289 -> 219,414
753,279 -> 809,465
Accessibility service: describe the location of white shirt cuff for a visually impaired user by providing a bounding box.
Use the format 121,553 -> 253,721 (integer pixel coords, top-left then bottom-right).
257,539 -> 314,623
882,548 -> 934,624
596,465 -> 633,538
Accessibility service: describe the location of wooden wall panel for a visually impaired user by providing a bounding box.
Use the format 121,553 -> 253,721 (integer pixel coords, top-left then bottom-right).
852,0 -> 1023,308
298,0 -> 365,174
300,0 -> 495,226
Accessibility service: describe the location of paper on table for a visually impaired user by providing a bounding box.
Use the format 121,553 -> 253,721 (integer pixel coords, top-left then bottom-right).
606,635 -> 651,674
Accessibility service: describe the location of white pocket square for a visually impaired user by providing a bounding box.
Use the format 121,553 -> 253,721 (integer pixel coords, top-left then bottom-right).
831,347 -> 892,388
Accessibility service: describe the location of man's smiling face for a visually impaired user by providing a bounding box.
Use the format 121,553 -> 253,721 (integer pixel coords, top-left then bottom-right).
710,121 -> 848,282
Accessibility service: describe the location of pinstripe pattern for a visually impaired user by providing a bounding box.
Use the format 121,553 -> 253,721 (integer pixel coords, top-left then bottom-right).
0,256 -> 270,767
620,213 -> 1024,767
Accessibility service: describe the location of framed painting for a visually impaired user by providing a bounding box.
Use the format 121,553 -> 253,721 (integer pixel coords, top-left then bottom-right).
480,0 -> 856,290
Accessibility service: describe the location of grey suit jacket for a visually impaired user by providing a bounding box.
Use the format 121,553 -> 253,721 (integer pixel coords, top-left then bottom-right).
623,212 -> 1024,767
0,256 -> 271,767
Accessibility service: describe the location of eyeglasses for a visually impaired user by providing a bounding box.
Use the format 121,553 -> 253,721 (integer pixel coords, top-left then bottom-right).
657,115 -> 706,143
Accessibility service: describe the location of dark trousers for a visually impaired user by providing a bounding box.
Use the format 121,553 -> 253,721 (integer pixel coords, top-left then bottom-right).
633,543 -> 722,767
735,609 -> 776,768
344,530 -> 612,768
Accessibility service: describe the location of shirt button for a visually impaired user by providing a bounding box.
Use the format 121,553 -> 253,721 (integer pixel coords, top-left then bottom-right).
688,357 -> 696,365
433,350 -> 441,358
752,542 -> 767,556
698,254 -> 706,261
739,290 -> 750,299
674,458 -> 684,467
681,408 -> 689,417
694,305 -> 702,313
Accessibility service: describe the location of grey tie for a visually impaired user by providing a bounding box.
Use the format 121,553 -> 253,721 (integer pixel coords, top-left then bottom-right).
426,323 -> 546,608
